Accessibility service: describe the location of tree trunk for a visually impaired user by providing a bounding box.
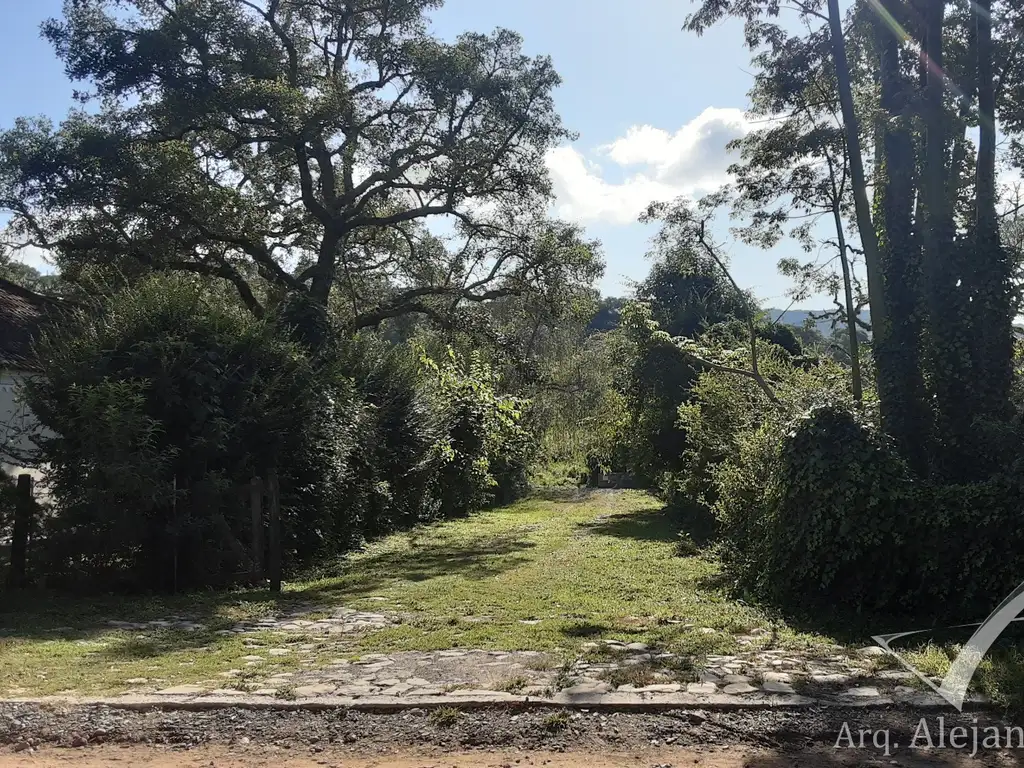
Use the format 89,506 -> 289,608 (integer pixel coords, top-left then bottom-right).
971,0 -> 1013,419
832,201 -> 863,403
917,0 -> 973,478
873,0 -> 930,473
309,231 -> 340,304
826,0 -> 898,425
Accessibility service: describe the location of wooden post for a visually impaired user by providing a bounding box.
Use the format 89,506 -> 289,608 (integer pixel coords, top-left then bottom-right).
6,474 -> 33,589
267,468 -> 281,593
249,476 -> 264,585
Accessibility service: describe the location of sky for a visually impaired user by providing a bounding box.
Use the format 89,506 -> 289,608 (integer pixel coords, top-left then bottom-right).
0,0 -> 838,307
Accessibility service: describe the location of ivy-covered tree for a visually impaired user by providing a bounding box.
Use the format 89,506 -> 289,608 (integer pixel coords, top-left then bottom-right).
685,0 -> 1022,479
0,0 -> 598,331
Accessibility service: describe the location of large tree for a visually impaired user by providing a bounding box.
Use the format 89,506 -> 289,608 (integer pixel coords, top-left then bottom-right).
685,0 -> 1023,478
0,0 -> 597,329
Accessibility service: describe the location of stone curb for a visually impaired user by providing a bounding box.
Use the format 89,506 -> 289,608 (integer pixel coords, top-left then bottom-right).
3,691 -> 994,714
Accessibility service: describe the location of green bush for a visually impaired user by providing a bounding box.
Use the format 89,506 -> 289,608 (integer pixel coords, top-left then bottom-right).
28,276 -> 319,590
705,400 -> 1024,620
675,345 -> 856,507
26,277 -> 537,592
421,348 -> 533,513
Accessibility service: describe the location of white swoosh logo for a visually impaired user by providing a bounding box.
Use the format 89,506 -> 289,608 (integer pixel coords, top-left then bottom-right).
872,580 -> 1024,711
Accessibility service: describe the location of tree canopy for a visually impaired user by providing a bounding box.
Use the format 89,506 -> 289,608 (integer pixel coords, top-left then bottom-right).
0,0 -> 600,331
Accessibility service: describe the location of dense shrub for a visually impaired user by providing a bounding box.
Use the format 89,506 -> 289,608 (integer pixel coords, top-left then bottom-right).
27,277 -> 317,590
26,278 -> 534,592
705,399 -> 1024,620
421,348 -> 533,512
671,334 -> 853,506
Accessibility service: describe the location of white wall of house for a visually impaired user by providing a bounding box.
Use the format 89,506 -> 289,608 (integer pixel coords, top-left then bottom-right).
0,370 -> 50,489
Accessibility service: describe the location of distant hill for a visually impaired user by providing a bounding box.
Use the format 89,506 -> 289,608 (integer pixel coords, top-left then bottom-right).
767,308 -> 871,338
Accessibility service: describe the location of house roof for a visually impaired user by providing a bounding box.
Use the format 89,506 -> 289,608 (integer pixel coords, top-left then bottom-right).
0,278 -> 68,372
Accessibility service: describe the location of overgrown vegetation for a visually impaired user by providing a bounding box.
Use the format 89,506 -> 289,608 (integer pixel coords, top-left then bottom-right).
2,0 -> 1024,711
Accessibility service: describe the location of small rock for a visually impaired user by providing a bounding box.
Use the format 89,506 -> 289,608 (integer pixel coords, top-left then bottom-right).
843,686 -> 881,697
722,682 -> 758,695
810,673 -> 851,686
761,680 -> 796,694
156,684 -> 207,695
877,670 -> 914,681
638,683 -> 681,693
624,642 -> 649,652
686,682 -> 718,695
238,737 -> 251,746
859,646 -> 887,657
722,674 -> 750,684
560,681 -> 613,695
71,735 -> 88,748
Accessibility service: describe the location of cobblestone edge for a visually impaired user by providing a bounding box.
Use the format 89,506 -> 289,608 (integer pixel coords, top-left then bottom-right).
2,690 -> 994,714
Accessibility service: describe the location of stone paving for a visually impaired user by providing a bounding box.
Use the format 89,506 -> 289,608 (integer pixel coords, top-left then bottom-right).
79,612 -> 986,708
104,605 -> 397,636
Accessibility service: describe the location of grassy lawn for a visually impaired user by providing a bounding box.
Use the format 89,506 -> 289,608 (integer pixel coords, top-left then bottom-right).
3,488 -> 1020,703
0,490 -> 828,696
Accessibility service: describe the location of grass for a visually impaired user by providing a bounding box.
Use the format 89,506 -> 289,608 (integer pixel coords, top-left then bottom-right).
429,706 -> 462,727
543,710 -> 571,732
493,675 -> 530,693
0,490 -> 902,697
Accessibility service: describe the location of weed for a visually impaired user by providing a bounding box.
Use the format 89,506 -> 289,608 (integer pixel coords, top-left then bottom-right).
551,664 -> 577,691
429,706 -> 462,727
543,710 -> 570,732
275,684 -> 297,700
598,662 -> 658,689
494,675 -> 530,694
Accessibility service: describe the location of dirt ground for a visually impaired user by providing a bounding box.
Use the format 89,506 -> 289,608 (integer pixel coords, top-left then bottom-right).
4,703 -> 1024,767
4,743 -> 1024,767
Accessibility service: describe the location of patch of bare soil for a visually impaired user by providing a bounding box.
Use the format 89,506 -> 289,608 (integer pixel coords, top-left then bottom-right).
1,703 -> 1022,766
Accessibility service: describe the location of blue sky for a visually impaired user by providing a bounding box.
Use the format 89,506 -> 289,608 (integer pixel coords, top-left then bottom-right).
0,0 -> 826,307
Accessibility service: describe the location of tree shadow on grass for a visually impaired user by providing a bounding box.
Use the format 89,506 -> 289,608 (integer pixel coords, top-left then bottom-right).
580,502 -> 717,549
529,487 -> 612,504
298,534 -> 536,604
0,533 -> 537,642
561,621 -> 609,638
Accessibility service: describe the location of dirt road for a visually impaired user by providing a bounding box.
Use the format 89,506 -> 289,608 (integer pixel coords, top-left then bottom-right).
4,743 -> 1023,767
3,702 -> 1024,767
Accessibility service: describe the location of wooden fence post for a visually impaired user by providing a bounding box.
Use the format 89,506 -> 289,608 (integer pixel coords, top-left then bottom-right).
6,474 -> 33,589
267,468 -> 281,593
249,476 -> 264,585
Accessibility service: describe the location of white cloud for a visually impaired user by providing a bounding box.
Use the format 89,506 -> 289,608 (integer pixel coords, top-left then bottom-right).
545,106 -> 754,225
546,146 -> 682,225
9,245 -> 56,274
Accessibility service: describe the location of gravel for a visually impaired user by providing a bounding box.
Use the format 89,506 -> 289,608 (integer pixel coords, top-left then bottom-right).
0,701 -> 1017,758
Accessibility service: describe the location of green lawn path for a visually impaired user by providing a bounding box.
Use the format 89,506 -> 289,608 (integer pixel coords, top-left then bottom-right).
0,490 -> 882,697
